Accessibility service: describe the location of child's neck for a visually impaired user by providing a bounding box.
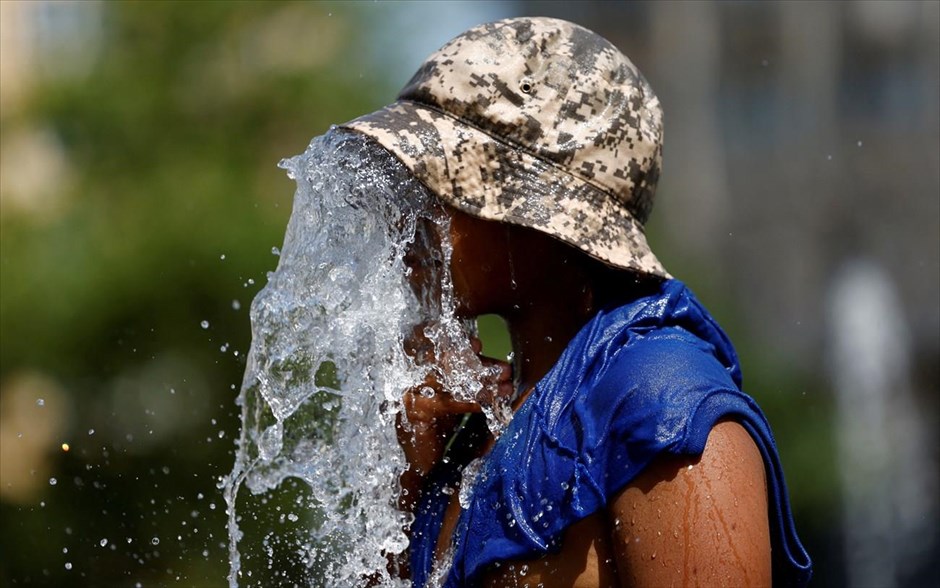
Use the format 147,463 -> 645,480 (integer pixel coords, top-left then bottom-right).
505,291 -> 596,404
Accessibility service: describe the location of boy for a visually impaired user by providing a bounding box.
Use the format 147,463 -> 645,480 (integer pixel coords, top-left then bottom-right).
342,17 -> 811,587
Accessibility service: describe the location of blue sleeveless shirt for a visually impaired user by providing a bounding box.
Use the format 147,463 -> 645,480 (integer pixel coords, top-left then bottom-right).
410,280 -> 812,587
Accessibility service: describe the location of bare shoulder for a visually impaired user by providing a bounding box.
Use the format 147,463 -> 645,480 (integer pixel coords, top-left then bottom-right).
608,420 -> 772,587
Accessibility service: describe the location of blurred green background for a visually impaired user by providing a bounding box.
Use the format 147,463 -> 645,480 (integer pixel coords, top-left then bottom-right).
1,2 -> 937,587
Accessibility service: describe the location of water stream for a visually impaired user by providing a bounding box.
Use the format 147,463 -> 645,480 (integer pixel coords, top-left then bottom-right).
222,129 -> 498,586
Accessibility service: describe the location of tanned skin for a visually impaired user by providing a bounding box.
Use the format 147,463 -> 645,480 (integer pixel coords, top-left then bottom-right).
396,206 -> 772,587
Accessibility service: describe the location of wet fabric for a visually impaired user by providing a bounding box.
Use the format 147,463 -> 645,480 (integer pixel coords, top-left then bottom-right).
409,279 -> 812,587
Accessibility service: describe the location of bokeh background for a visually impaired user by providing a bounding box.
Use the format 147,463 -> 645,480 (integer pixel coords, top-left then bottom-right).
1,1 -> 937,586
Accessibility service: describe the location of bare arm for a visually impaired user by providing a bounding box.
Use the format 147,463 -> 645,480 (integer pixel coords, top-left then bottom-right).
608,420 -> 772,587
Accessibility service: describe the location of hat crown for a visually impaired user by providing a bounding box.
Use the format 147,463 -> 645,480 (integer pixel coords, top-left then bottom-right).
398,17 -> 663,223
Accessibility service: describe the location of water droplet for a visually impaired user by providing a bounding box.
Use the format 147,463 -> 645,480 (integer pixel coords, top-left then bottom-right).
271,246 -> 281,256
232,299 -> 241,310
220,254 -> 226,260
857,140 -> 863,147
151,537 -> 160,546
65,562 -> 72,570
36,398 -> 45,407
49,478 -> 57,486
258,422 -> 283,462
200,320 -> 210,330
99,538 -> 108,547
88,429 -> 95,435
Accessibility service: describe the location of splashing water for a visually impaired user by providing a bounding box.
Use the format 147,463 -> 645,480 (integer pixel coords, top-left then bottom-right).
223,129 -> 498,587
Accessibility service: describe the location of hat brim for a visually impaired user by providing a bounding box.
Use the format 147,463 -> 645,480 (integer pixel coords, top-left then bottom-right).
341,101 -> 669,278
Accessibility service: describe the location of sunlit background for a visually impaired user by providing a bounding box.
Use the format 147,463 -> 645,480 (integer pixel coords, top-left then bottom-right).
1,1 -> 937,586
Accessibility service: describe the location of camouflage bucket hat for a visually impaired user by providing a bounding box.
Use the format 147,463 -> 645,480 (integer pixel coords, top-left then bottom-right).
342,17 -> 668,277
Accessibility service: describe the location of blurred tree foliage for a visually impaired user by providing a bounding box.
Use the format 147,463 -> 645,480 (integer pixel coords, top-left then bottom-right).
0,2 -> 384,586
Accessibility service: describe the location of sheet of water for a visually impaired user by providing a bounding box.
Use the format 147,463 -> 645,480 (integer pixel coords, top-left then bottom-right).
222,129 -> 501,586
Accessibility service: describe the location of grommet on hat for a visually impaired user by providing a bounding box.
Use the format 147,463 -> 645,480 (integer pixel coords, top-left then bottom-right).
342,17 -> 668,277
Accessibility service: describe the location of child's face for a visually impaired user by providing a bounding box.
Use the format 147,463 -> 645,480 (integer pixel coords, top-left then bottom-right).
404,205 -> 518,320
